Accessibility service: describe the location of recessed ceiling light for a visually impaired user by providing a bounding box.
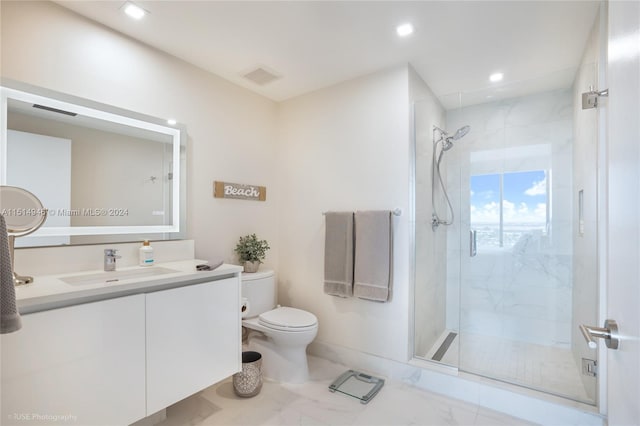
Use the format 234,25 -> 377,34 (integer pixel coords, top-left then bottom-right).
489,72 -> 504,83
167,119 -> 177,125
123,2 -> 146,20
396,23 -> 414,37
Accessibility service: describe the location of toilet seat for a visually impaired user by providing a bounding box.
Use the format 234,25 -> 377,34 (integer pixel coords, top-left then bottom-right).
258,307 -> 317,332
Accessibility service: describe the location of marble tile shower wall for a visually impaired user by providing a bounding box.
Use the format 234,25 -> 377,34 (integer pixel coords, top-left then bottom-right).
446,89 -> 574,348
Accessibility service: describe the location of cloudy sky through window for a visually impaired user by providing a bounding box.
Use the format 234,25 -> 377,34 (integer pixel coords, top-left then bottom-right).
470,170 -> 547,224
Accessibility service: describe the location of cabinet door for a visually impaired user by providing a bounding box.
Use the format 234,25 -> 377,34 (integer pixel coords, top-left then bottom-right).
146,278 -> 241,414
1,295 -> 146,426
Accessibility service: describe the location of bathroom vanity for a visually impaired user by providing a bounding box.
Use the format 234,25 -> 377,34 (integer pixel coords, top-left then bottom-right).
1,261 -> 242,426
0,82 -> 240,425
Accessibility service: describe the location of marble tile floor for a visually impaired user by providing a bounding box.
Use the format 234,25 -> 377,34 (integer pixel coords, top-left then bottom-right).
157,355 -> 536,426
424,331 -> 592,404
459,333 -> 591,403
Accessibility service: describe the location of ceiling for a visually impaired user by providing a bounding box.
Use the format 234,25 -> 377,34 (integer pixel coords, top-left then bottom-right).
55,1 -> 601,109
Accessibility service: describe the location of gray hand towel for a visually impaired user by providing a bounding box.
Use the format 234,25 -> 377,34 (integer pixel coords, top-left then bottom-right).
1,214 -> 22,334
354,211 -> 393,302
324,212 -> 354,297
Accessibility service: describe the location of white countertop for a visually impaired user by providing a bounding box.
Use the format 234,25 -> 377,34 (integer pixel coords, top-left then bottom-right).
15,260 -> 243,314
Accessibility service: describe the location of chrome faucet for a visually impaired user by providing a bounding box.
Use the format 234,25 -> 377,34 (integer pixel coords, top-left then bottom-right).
104,249 -> 121,271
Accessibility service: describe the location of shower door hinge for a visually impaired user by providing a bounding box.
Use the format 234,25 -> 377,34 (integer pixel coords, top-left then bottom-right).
582,86 -> 609,109
582,358 -> 597,377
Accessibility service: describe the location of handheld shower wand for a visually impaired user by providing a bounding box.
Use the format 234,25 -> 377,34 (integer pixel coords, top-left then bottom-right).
431,125 -> 470,231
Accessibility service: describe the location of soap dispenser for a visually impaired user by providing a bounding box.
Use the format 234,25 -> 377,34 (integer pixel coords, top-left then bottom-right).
139,240 -> 154,266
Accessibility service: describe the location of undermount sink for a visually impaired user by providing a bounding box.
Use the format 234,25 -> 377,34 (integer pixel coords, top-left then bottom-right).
61,267 -> 179,286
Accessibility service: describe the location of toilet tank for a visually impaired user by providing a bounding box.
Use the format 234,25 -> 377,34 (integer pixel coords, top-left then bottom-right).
241,270 -> 276,318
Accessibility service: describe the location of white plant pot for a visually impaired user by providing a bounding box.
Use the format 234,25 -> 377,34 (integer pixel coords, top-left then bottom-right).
243,261 -> 260,273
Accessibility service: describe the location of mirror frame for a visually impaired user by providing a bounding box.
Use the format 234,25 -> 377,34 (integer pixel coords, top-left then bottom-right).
0,80 -> 186,242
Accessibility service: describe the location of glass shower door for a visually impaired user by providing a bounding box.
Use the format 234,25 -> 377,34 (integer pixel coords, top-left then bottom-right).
453,83 -> 598,403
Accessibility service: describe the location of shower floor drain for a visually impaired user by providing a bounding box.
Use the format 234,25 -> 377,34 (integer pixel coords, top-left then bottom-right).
432,332 -> 458,361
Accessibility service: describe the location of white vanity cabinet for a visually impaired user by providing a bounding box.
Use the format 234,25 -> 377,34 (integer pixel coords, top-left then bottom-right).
145,277 -> 241,414
1,294 -> 147,426
2,270 -> 242,426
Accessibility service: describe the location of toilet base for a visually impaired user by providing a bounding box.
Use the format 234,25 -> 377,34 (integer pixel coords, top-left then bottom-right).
247,333 -> 310,384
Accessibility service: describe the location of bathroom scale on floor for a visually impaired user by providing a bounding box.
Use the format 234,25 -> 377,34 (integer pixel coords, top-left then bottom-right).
328,370 -> 385,404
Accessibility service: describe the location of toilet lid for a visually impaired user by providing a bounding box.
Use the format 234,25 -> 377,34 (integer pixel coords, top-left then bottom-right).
259,307 -> 317,329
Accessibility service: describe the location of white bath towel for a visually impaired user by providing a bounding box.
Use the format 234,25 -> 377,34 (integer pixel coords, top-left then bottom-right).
354,211 -> 393,302
324,212 -> 354,297
1,214 -> 22,334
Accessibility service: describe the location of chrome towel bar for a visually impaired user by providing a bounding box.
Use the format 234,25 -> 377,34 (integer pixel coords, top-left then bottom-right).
323,208 -> 402,216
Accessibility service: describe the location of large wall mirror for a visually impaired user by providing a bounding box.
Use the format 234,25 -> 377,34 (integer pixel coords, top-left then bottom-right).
0,81 -> 186,247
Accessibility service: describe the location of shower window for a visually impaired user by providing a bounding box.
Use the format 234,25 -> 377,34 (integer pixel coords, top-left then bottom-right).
470,170 -> 549,249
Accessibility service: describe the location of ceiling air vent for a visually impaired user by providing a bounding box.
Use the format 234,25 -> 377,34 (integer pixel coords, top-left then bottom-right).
242,67 -> 281,86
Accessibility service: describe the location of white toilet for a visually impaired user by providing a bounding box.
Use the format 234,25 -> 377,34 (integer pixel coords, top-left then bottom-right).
241,270 -> 318,383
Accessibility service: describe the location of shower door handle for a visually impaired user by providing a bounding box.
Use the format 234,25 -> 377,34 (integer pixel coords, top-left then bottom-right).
580,319 -> 619,350
469,230 -> 477,257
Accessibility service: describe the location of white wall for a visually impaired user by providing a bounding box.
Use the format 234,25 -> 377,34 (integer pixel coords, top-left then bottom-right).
1,1 -> 279,267
276,65 -> 412,362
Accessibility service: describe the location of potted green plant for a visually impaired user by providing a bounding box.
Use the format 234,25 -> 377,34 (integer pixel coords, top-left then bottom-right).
234,234 -> 270,273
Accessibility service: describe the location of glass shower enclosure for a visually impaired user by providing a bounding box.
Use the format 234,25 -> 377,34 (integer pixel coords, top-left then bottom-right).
413,55 -> 601,403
